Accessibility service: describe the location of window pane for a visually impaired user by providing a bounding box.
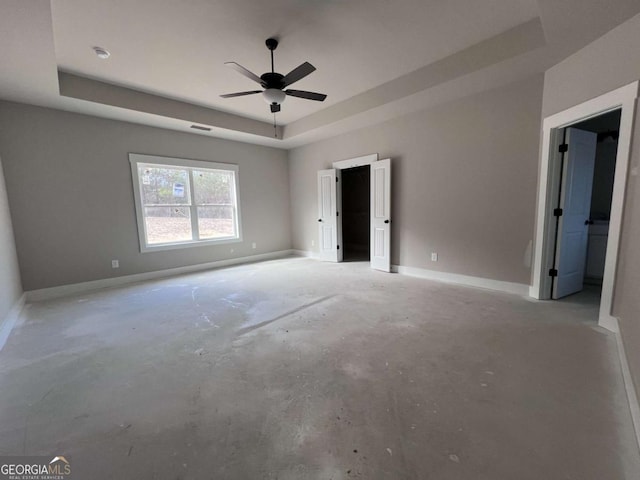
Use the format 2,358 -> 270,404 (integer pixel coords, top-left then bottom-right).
193,170 -> 234,205
144,206 -> 192,244
198,206 -> 235,239
139,166 -> 190,205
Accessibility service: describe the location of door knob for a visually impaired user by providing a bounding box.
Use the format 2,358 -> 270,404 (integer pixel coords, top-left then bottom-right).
384,219 -> 390,224
318,219 -> 322,222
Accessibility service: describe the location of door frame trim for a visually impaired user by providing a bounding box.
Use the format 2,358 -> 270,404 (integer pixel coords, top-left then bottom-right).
530,81 -> 638,331
329,153 -> 378,264
332,153 -> 378,170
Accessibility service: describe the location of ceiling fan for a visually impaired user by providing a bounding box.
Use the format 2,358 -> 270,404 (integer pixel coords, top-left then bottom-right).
221,38 -> 327,113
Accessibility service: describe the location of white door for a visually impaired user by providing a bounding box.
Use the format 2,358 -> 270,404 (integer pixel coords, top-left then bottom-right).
317,169 -> 342,262
553,128 -> 597,299
370,159 -> 391,272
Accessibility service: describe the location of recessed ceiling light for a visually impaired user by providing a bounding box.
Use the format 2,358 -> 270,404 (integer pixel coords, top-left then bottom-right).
92,46 -> 110,59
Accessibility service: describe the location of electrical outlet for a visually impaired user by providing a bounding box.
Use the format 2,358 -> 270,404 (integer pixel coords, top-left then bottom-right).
311,239 -> 315,247
252,242 -> 256,249
111,260 -> 119,268
431,252 -> 438,262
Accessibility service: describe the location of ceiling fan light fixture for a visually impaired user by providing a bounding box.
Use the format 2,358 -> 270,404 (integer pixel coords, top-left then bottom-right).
263,88 -> 286,105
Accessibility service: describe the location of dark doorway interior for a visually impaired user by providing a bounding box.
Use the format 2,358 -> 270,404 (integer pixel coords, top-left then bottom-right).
342,165 -> 370,261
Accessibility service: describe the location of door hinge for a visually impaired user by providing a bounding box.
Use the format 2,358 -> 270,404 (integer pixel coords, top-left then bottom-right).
558,143 -> 568,153
336,211 -> 339,216
549,268 -> 558,277
337,245 -> 340,250
336,177 -> 339,182
553,208 -> 563,217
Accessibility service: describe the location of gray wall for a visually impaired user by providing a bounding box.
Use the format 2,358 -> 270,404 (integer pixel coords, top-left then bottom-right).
0,102 -> 291,291
543,12 -> 640,117
0,154 -> 22,322
289,75 -> 543,285
543,12 -> 640,400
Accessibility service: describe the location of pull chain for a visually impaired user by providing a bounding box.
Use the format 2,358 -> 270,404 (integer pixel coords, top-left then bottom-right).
273,112 -> 277,138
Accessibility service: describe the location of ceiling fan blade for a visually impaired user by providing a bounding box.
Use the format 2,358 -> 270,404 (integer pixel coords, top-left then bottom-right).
220,90 -> 262,98
270,103 -> 281,113
282,62 -> 316,87
285,89 -> 327,101
224,62 -> 263,85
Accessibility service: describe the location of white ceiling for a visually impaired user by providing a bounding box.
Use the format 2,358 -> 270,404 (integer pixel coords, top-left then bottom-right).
51,0 -> 539,124
2,0 -> 640,148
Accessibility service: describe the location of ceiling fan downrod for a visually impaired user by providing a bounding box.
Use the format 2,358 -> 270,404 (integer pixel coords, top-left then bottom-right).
266,38 -> 278,73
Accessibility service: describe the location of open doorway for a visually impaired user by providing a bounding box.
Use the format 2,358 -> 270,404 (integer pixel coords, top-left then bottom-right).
317,153 -> 391,271
550,110 -> 621,304
531,81 -> 638,331
560,110 -> 620,299
341,165 -> 370,261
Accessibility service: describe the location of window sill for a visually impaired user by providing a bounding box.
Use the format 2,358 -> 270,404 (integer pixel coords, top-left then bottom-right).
140,236 -> 242,253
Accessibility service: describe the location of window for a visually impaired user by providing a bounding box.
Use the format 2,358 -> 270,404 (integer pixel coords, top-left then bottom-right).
129,154 -> 241,251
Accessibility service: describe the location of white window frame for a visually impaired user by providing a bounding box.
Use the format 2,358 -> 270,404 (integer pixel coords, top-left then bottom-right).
129,153 -> 242,252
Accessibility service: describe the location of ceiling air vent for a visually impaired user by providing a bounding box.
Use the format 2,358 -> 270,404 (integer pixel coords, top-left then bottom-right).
190,125 -> 212,131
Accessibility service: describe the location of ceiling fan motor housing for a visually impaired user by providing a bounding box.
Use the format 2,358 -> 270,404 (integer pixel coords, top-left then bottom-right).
261,69 -> 286,105
260,72 -> 285,90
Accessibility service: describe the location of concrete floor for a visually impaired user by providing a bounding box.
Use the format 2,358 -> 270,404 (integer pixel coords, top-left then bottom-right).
0,257 -> 638,479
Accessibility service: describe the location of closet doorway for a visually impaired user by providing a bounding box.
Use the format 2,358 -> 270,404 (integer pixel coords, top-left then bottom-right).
317,153 -> 391,271
341,165 -> 370,261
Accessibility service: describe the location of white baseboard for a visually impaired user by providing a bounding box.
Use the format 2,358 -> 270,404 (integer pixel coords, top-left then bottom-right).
599,314 -> 620,333
26,250 -> 295,302
292,249 -> 317,258
529,285 -> 541,299
0,293 -> 26,351
291,254 -> 529,296
392,265 -> 530,296
613,318 -> 640,452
